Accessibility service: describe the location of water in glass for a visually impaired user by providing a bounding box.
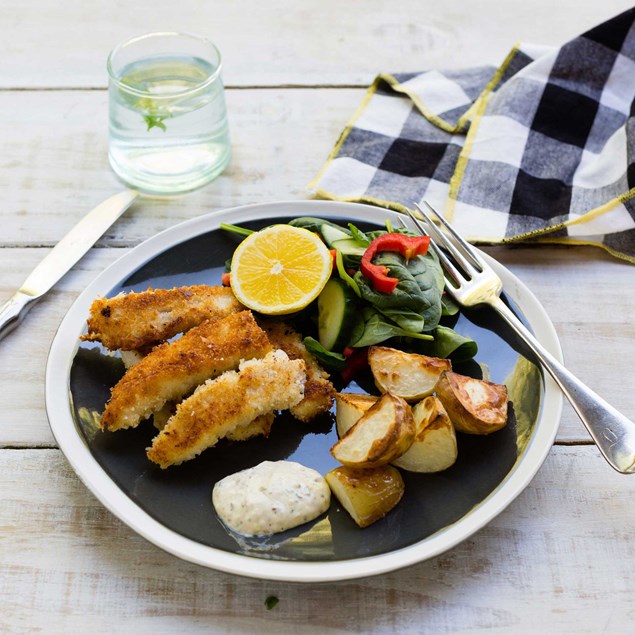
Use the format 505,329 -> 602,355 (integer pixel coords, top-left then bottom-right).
109,53 -> 230,194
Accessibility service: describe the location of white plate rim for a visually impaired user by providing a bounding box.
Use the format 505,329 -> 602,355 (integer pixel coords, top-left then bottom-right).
45,199 -> 563,583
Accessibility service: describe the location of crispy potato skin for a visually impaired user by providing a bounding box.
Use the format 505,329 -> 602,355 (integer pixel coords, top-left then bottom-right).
392,396 -> 458,473
331,393 -> 415,467
83,285 -> 243,350
369,346 -> 452,402
326,465 -> 404,528
100,311 -> 271,431
435,371 -> 508,435
260,320 -> 335,422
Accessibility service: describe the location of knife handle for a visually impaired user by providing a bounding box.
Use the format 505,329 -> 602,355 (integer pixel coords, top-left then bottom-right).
0,291 -> 36,342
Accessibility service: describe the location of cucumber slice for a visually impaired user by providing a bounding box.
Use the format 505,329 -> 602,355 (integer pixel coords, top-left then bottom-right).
318,278 -> 358,351
320,224 -> 352,247
330,238 -> 367,257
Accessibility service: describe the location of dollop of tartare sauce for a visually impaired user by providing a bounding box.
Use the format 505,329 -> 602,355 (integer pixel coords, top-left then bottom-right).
212,460 -> 331,536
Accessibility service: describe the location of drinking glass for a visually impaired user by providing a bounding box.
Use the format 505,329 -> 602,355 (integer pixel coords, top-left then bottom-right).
107,32 -> 231,195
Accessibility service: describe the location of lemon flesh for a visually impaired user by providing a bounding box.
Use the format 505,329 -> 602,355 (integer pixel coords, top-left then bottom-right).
230,224 -> 332,315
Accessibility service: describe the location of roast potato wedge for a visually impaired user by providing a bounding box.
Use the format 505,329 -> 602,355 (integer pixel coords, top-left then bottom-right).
392,396 -> 457,472
335,392 -> 378,437
330,392 -> 415,467
325,465 -> 405,528
369,346 -> 452,402
435,371 -> 508,435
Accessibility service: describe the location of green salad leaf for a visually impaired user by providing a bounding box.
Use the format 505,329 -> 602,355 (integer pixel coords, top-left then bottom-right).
376,307 -> 425,332
441,293 -> 461,316
303,337 -> 347,371
289,217 -> 352,236
431,325 -> 477,361
354,250 -> 444,332
348,307 -> 434,348
348,223 -> 371,246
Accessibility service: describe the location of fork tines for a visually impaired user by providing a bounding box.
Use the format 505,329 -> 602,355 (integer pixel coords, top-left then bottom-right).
406,202 -> 483,281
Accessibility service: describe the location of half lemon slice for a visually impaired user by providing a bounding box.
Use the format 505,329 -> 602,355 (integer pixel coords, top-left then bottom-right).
230,224 -> 332,315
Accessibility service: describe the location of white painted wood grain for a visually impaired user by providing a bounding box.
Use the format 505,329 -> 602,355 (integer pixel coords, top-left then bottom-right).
0,248 -> 118,447
0,88 -> 365,246
0,446 -> 633,634
0,0 -> 633,88
485,246 -> 635,442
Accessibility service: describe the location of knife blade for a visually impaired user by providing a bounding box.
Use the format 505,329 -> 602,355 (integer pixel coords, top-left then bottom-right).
0,189 -> 139,342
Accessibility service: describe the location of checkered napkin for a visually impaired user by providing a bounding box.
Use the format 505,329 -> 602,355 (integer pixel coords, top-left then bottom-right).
309,8 -> 635,263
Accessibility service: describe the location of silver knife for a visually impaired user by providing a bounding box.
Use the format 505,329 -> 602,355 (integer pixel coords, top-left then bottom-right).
0,189 -> 139,342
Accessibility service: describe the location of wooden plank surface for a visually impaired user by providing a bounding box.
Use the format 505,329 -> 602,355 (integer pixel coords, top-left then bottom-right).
3,2 -> 635,632
0,89 -> 363,246
1,0 -> 633,88
1,446 -> 633,633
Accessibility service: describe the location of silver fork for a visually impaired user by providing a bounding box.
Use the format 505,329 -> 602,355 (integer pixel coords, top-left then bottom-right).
401,201 -> 635,474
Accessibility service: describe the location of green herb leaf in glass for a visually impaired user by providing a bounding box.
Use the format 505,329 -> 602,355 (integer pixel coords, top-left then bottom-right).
143,114 -> 170,131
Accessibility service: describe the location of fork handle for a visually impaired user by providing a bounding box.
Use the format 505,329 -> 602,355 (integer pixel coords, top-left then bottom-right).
491,295 -> 635,474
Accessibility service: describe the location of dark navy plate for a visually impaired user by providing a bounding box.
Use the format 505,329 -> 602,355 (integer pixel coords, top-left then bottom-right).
48,201 -> 563,581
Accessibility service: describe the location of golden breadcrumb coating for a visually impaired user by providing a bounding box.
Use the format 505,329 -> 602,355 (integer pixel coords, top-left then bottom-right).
100,311 -> 271,431
82,285 -> 243,350
260,320 -> 335,422
224,412 -> 276,442
123,334 -> 275,440
147,350 -> 305,468
153,402 -> 275,441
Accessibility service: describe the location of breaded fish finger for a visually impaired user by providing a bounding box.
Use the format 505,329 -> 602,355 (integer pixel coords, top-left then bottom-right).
83,285 -> 244,350
124,349 -> 275,439
100,311 -> 271,431
147,350 -> 305,468
261,320 -> 335,422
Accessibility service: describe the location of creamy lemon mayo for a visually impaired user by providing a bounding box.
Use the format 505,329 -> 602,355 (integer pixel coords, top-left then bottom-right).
212,460 -> 331,535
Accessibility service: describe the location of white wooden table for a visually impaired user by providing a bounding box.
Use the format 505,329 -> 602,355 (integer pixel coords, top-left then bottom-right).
2,2 -> 635,632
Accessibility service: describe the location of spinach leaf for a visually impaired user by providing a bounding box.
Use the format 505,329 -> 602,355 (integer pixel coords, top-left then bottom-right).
402,325 -> 477,362
441,293 -> 460,316
264,595 -> 279,610
303,337 -> 347,371
354,250 -> 444,332
364,227 -> 418,242
289,217 -> 351,236
354,255 -> 424,313
430,325 -> 478,362
407,250 -> 444,330
364,229 -> 388,242
376,307 -> 425,332
349,308 -> 433,348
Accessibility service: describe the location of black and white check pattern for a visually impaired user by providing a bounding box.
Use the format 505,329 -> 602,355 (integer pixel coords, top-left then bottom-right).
310,8 -> 635,262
